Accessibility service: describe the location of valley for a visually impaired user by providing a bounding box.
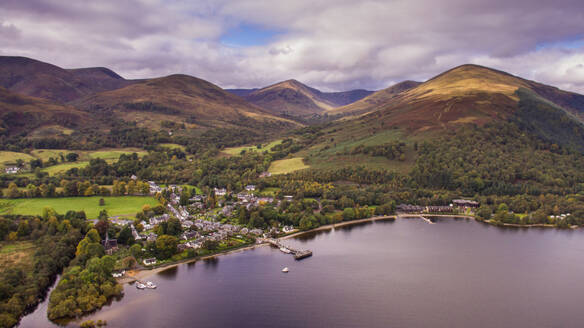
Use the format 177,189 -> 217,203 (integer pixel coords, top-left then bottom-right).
2,56 -> 584,327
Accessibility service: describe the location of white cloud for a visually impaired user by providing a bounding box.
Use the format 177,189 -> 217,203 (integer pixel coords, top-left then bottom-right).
0,0 -> 583,93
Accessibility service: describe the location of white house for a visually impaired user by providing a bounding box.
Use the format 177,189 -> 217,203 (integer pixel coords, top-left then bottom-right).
4,167 -> 20,174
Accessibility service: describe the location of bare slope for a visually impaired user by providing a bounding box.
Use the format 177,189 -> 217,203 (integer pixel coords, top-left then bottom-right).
237,79 -> 373,115
337,65 -> 584,132
73,74 -> 299,128
0,56 -> 133,103
0,87 -> 92,136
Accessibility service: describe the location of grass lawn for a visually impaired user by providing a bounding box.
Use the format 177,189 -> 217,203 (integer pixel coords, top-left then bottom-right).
222,139 -> 283,156
0,151 -> 35,167
268,157 -> 309,175
41,161 -> 89,175
88,149 -> 147,160
260,187 -> 281,196
4,148 -> 147,175
159,143 -> 186,151
30,149 -> 71,161
4,196 -> 160,219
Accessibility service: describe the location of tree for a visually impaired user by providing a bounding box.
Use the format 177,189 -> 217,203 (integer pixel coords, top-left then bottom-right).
130,244 -> 142,258
202,239 -> 219,250
66,152 -> 79,162
155,235 -> 178,259
5,183 -> 20,199
342,208 -> 356,221
117,225 -> 134,245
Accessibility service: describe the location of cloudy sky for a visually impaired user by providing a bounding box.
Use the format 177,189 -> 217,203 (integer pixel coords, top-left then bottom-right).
1,0 -> 583,92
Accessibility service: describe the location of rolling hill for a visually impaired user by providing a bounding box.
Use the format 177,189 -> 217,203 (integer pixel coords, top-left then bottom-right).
0,86 -> 93,137
332,64 -> 584,132
0,56 -> 133,103
327,80 -> 421,116
229,79 -> 373,116
72,74 -> 299,129
300,64 -> 584,171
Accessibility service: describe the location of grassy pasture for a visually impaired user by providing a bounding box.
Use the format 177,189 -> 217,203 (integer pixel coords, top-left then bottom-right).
2,148 -> 148,176
159,143 -> 186,150
268,157 -> 309,175
88,149 -> 147,160
0,151 -> 35,168
222,139 -> 283,156
0,241 -> 36,275
4,196 -> 160,219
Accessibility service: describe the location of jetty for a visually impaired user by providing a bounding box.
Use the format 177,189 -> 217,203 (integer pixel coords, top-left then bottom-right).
265,239 -> 313,260
397,214 -> 435,224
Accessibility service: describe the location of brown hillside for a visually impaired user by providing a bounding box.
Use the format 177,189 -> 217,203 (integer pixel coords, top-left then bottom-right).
243,79 -> 373,116
328,80 -> 420,116
73,74 -> 299,128
344,65 -> 584,133
0,56 -> 133,103
0,87 -> 92,136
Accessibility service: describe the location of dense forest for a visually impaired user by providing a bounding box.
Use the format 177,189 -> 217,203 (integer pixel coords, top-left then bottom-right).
0,209 -> 86,327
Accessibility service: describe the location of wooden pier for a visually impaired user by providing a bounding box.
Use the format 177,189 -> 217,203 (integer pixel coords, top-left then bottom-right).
265,239 -> 313,260
397,214 -> 435,224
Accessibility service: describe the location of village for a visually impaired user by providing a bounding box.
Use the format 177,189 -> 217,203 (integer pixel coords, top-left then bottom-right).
103,181 -> 297,268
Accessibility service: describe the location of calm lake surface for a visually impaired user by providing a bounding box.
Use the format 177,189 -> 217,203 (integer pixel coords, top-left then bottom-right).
20,217 -> 584,328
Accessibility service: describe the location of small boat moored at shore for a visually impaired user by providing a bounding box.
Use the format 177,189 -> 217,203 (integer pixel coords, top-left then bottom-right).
279,247 -> 292,254
282,267 -> 289,273
136,282 -> 146,289
146,281 -> 157,289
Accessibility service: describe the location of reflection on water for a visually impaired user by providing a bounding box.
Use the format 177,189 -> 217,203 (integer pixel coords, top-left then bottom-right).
203,257 -> 219,269
158,266 -> 178,279
19,217 -> 584,328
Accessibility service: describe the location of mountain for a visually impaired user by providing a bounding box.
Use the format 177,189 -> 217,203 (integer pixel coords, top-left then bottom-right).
226,88 -> 259,98
0,56 -> 133,103
72,74 -> 298,129
0,86 -> 92,136
327,80 -> 421,116
333,64 -> 584,132
230,79 -> 373,116
301,64 -> 584,171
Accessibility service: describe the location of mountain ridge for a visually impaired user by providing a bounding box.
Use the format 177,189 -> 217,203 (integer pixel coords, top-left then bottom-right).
228,79 -> 374,115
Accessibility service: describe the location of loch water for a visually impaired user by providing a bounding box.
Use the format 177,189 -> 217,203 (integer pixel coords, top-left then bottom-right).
20,217 -> 584,327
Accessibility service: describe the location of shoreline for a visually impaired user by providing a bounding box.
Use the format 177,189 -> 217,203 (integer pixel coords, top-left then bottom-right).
122,215 -> 396,282
120,213 -> 575,283
124,242 -> 269,282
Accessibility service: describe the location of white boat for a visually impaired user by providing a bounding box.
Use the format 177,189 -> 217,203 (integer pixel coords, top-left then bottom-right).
279,247 -> 291,254
136,282 -> 146,289
146,281 -> 157,289
282,267 -> 289,273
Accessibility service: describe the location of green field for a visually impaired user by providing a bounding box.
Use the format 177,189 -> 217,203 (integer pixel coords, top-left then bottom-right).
2,148 -> 148,176
0,241 -> 36,274
42,162 -> 89,175
0,151 -> 35,168
88,149 -> 147,160
268,157 -> 309,175
160,143 -> 186,150
260,187 -> 281,196
4,196 -> 160,219
222,139 -> 283,156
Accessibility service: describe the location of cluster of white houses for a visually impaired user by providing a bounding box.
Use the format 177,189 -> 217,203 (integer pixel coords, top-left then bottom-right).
4,167 -> 20,174
106,181 -> 297,263
397,199 -> 480,214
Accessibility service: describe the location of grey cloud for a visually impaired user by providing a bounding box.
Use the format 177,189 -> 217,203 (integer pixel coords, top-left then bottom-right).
0,0 -> 583,93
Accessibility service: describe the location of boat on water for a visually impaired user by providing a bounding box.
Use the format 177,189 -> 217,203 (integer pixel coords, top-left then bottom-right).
136,282 -> 146,289
146,281 -> 157,289
282,267 -> 289,273
279,247 -> 292,254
